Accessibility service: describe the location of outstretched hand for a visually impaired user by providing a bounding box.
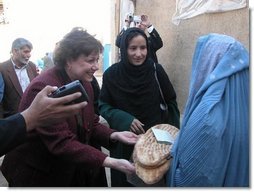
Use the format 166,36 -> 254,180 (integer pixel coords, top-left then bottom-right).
110,131 -> 139,145
103,157 -> 135,175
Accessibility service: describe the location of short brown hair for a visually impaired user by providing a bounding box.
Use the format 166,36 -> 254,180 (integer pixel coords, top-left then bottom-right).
54,27 -> 103,67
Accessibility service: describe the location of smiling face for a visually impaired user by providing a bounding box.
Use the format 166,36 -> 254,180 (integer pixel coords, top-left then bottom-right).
127,35 -> 147,66
65,51 -> 100,82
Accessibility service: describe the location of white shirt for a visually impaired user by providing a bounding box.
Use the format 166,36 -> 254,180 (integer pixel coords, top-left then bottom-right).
11,58 -> 30,92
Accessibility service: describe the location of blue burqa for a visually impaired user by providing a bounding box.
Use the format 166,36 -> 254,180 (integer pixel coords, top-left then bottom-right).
167,33 -> 249,187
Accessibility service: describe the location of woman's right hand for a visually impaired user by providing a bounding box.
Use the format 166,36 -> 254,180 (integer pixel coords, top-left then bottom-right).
130,119 -> 145,135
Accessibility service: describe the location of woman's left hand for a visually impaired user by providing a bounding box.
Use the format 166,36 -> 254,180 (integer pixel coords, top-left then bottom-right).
110,131 -> 139,145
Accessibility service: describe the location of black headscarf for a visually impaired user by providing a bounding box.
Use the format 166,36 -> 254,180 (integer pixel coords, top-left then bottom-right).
100,28 -> 173,130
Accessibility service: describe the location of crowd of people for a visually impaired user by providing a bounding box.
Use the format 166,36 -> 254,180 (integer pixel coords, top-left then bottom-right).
0,13 -> 249,187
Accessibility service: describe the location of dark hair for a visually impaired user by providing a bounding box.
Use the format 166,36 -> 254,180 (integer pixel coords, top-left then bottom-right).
54,27 -> 103,67
120,27 -> 149,64
125,30 -> 147,50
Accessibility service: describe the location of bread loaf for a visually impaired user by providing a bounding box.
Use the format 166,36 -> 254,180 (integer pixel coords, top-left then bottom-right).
132,124 -> 179,184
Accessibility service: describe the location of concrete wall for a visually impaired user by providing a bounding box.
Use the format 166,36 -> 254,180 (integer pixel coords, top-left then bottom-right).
132,0 -> 249,113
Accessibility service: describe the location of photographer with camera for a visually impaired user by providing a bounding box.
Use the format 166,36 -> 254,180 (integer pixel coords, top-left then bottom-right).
0,85 -> 87,157
116,13 -> 163,63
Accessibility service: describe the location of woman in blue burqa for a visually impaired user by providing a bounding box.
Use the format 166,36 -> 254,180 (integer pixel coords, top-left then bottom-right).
167,33 -> 249,187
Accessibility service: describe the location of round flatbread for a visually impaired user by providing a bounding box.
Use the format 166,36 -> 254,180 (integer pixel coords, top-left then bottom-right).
135,158 -> 171,185
134,124 -> 179,167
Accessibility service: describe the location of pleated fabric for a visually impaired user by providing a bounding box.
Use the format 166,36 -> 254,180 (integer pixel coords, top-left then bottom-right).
168,33 -> 249,187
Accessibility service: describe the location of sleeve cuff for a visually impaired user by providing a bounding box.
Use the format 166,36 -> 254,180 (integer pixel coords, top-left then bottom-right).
123,26 -> 128,30
147,25 -> 154,33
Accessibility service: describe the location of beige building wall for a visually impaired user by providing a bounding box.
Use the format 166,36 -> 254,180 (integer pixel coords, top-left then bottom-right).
119,0 -> 249,114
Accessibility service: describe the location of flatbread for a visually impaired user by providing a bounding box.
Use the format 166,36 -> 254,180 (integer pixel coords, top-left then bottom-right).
135,158 -> 171,185
134,124 -> 179,167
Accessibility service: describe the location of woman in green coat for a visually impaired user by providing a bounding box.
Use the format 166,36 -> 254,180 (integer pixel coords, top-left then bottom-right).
99,27 -> 180,187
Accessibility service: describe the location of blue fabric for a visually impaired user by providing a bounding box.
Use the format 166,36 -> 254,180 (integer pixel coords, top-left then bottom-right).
167,33 -> 249,187
0,72 -> 4,102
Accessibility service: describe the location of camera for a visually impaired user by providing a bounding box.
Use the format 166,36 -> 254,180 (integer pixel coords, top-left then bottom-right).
126,12 -> 134,22
50,80 -> 89,104
126,13 -> 141,23
133,15 -> 142,23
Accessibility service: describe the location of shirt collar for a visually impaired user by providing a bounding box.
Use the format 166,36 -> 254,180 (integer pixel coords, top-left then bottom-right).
11,58 -> 28,69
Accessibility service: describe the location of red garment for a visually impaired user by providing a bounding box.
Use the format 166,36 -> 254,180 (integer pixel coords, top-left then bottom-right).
1,67 -> 114,186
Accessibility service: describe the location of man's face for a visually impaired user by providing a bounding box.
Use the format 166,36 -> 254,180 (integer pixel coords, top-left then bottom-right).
13,46 -> 32,66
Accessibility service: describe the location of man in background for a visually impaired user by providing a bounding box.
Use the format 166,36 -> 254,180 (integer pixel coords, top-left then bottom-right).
0,38 -> 38,118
